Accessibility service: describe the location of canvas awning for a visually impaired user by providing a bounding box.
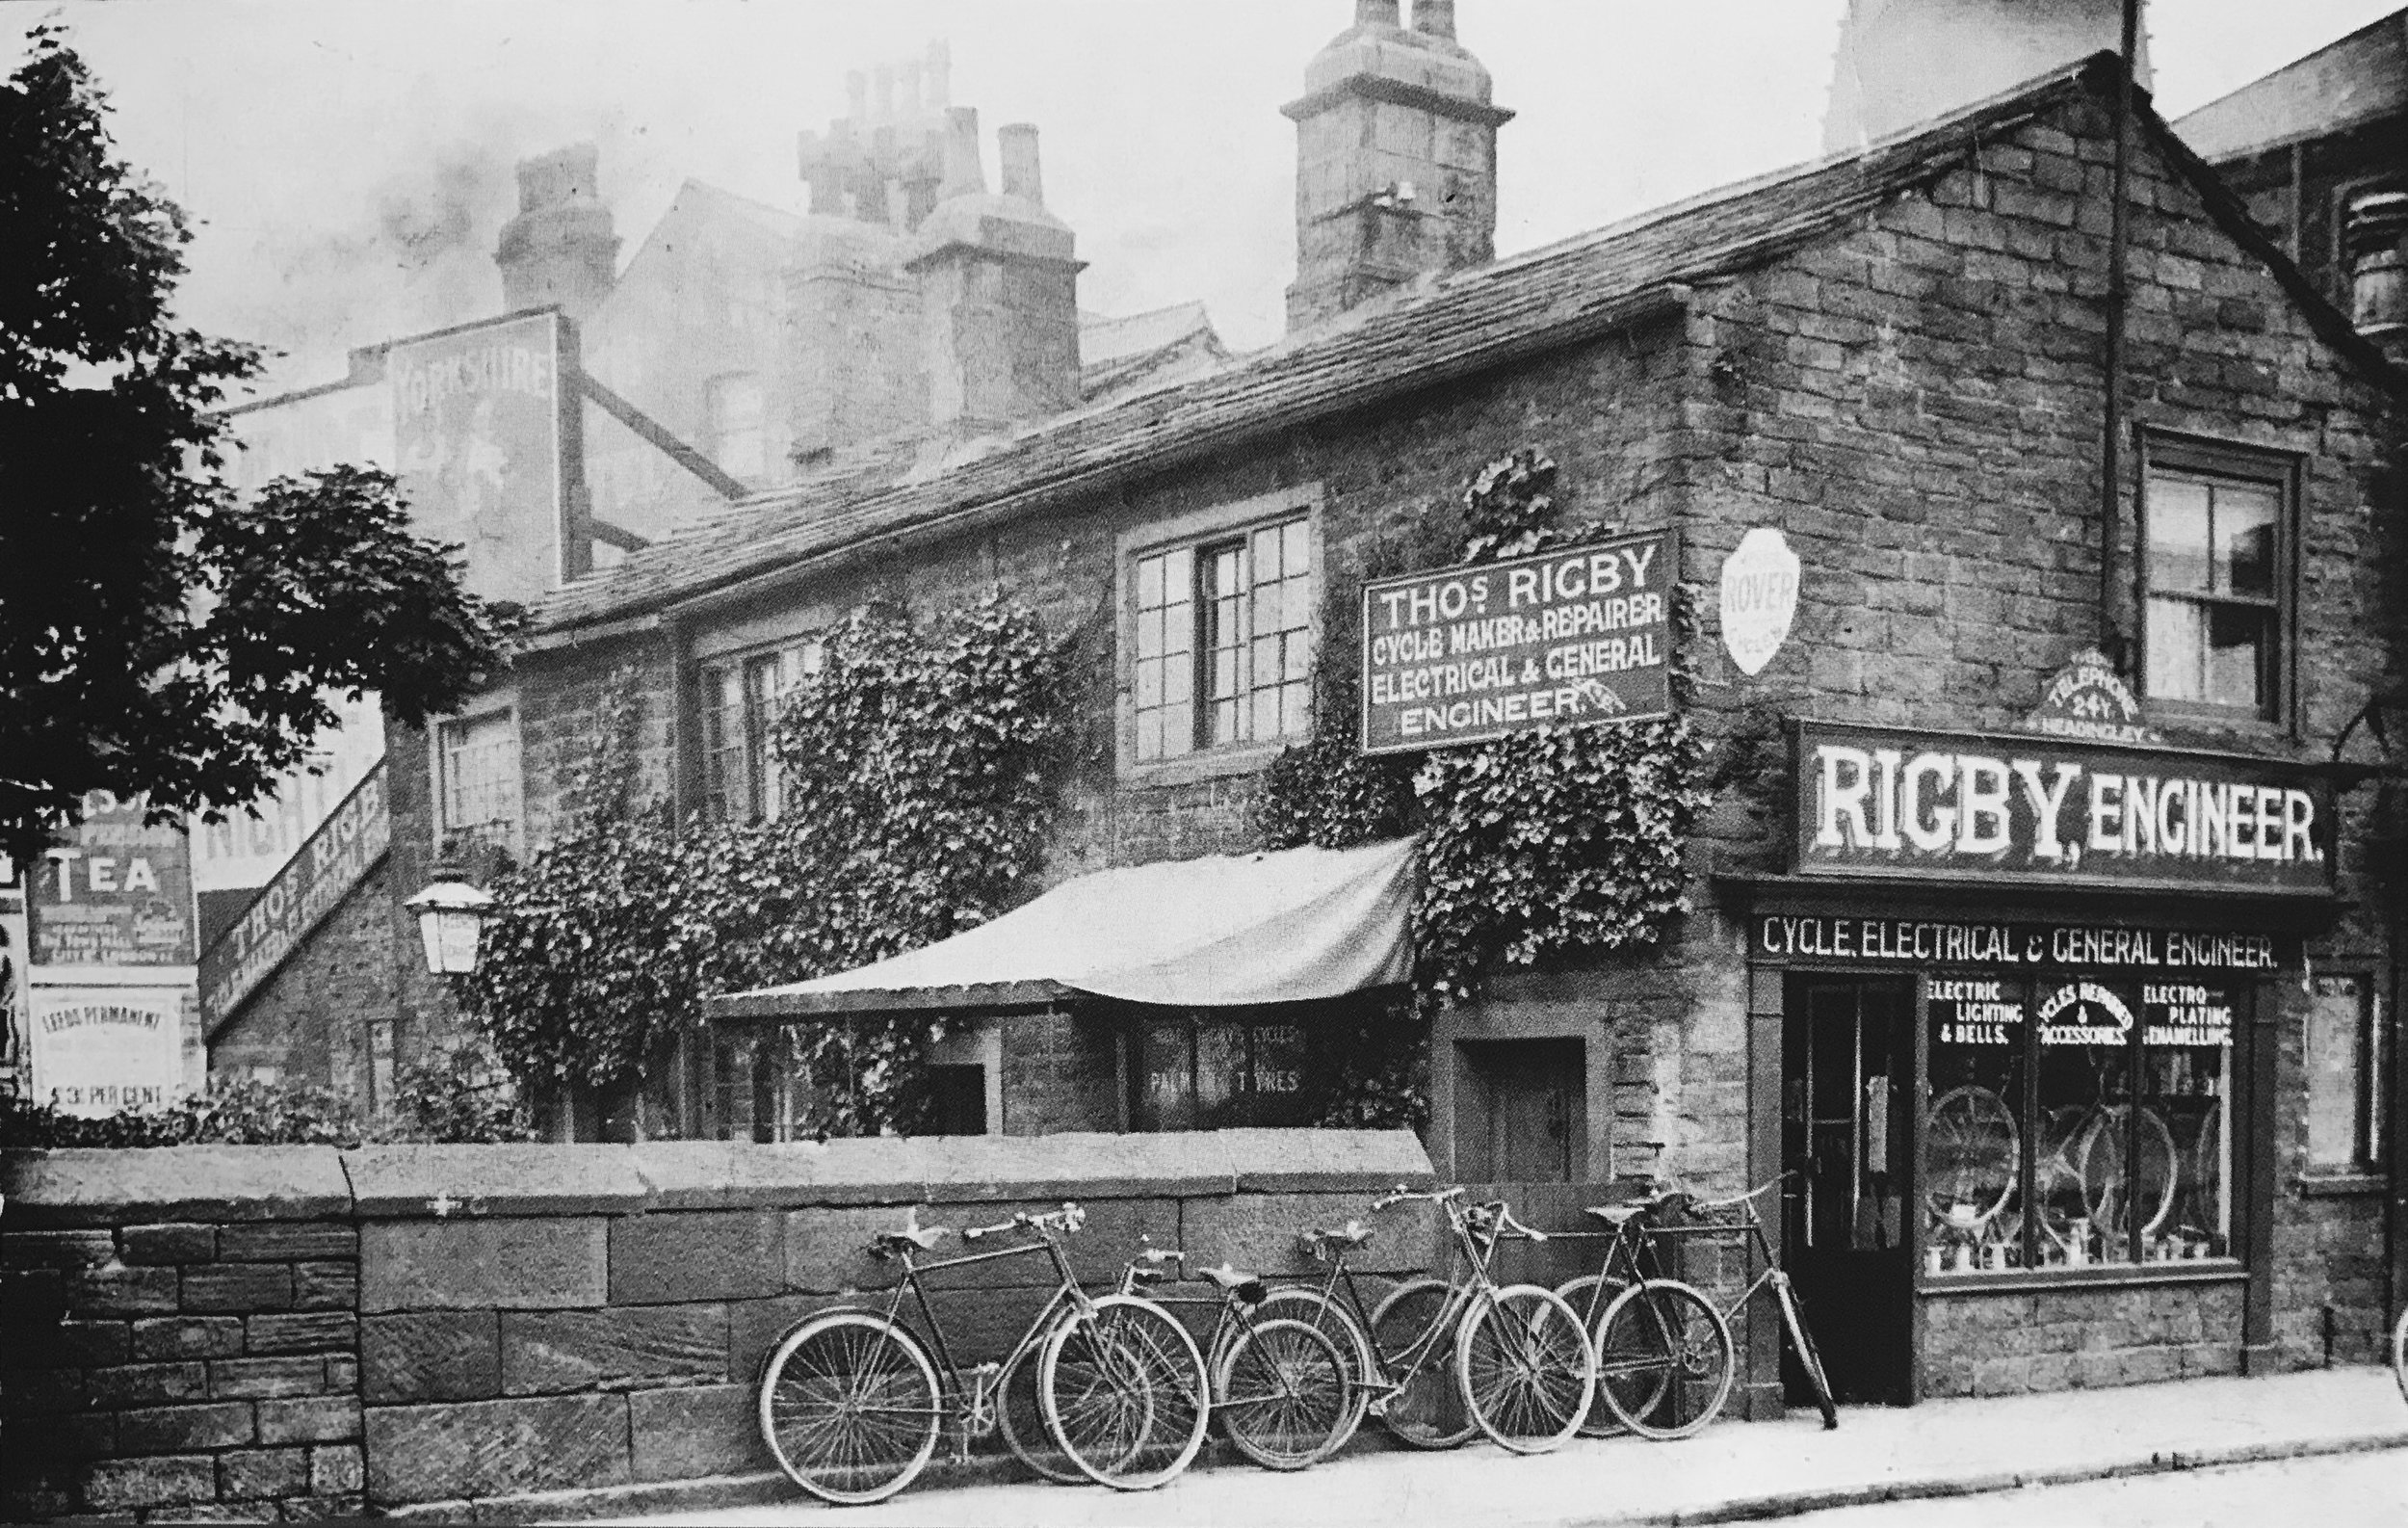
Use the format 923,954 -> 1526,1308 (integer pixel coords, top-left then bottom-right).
704,837 -> 1417,1020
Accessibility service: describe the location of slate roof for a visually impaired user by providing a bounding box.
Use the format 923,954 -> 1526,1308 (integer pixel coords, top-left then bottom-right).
527,55 -> 2395,640
2175,7 -> 2406,162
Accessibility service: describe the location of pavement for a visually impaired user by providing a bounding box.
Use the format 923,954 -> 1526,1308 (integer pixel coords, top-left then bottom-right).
596,1365 -> 2408,1527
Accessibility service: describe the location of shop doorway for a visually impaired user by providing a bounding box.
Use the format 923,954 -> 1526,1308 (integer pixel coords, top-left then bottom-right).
1784,974 -> 1914,1405
1456,1039 -> 1586,1182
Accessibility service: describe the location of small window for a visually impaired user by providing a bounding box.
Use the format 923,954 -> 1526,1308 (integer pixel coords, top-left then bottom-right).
1130,514 -> 1313,764
701,642 -> 823,824
437,711 -> 520,855
2307,973 -> 2384,1173
705,373 -> 767,483
2142,440 -> 2292,721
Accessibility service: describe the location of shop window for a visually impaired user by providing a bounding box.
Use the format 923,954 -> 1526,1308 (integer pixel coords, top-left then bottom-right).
437,709 -> 521,855
1922,974 -> 2235,1275
2306,972 -> 2384,1172
2141,439 -> 2293,721
705,372 -> 767,483
701,641 -> 823,824
1130,1013 -> 1311,1130
1129,513 -> 1313,764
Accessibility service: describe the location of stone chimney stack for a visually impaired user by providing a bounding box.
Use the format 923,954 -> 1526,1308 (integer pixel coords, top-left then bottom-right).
1282,0 -> 1511,332
1823,0 -> 2151,153
495,144 -> 619,322
2345,189 -> 2408,364
907,113 -> 1083,433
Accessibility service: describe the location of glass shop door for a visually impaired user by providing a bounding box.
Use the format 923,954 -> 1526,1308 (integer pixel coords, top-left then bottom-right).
1784,973 -> 1915,1405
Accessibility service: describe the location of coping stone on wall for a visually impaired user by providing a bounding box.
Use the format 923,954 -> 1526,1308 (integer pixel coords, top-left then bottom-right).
0,1148 -> 353,1228
628,1139 -> 933,1211
923,1131 -> 1239,1201
1217,1128 -> 1436,1194
342,1146 -> 649,1218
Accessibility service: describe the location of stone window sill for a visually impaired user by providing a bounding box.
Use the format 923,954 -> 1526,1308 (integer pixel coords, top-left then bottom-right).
1916,1261 -> 2246,1296
2295,1172 -> 2384,1198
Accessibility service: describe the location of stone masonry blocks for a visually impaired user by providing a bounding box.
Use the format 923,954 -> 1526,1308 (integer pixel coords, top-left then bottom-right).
498,1304 -> 729,1395
359,1217 -> 608,1312
362,1393 -> 631,1506
360,1311 -> 501,1404
608,1210 -> 782,1305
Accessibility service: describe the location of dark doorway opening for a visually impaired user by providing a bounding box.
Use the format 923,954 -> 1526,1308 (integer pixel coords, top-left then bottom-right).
1456,1038 -> 1586,1183
926,1064 -> 988,1137
1784,973 -> 1914,1406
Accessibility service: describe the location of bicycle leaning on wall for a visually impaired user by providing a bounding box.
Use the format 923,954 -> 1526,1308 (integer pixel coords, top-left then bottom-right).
754,1202 -> 1211,1504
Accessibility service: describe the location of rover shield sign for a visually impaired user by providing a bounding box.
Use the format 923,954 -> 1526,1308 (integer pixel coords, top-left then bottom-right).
390,311 -> 570,607
1793,721 -> 2335,894
1359,530 -> 1677,755
1719,527 -> 1799,677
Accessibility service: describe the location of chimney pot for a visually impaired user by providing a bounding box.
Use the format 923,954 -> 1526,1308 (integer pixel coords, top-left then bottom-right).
1356,0 -> 1401,23
998,123 -> 1043,206
1411,0 -> 1455,39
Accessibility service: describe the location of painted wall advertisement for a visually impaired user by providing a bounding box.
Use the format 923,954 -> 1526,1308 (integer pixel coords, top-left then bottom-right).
1359,529 -> 1677,755
30,791 -> 198,967
1793,721 -> 2333,894
390,310 -> 571,607
201,763 -> 391,1028
29,987 -> 186,1116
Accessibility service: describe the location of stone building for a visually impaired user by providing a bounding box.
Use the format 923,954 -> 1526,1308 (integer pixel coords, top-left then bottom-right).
259,1 -> 2406,1410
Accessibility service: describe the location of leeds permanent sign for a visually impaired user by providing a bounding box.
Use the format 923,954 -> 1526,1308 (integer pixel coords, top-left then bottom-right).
1793,721 -> 2332,894
1359,530 -> 1676,755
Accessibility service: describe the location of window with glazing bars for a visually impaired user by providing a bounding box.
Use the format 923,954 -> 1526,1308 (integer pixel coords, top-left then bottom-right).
701,643 -> 823,823
2142,443 -> 2291,720
1131,515 -> 1312,763
437,711 -> 520,853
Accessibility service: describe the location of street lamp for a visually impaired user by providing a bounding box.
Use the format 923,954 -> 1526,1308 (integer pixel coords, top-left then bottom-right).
406,877 -> 494,975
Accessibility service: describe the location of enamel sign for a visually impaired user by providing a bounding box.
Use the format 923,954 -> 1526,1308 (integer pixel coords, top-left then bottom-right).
1718,527 -> 1799,677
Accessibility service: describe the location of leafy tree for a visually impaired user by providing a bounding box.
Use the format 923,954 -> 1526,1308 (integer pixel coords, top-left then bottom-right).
0,28 -> 510,864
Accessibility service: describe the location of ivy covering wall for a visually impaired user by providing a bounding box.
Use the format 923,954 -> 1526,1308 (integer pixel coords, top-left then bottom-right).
457,593 -> 1068,1136
1257,450 -> 1713,1126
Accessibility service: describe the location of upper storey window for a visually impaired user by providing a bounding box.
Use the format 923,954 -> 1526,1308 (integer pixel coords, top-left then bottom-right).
2141,439 -> 2294,723
1130,513 -> 1314,765
702,641 -> 823,824
437,709 -> 521,856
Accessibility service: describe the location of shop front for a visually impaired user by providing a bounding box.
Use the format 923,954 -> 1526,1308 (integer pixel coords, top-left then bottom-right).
1733,720 -> 2337,1406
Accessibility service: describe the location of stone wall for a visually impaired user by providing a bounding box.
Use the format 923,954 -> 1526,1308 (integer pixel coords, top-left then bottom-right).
1922,1278 -> 2248,1397
3,1130 -> 1437,1521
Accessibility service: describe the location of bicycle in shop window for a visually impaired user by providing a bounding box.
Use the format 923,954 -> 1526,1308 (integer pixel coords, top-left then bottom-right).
1262,1185 -> 1597,1455
754,1202 -> 1211,1505
1556,1175 -> 1837,1438
1113,1241 -> 1353,1470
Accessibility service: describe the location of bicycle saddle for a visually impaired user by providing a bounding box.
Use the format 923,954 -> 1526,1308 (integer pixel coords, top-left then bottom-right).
1304,1222 -> 1374,1249
1584,1192 -> 1685,1227
871,1224 -> 948,1255
1197,1263 -> 1268,1303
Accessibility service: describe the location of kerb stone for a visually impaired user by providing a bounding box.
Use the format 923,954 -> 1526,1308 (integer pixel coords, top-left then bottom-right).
359,1218 -> 607,1311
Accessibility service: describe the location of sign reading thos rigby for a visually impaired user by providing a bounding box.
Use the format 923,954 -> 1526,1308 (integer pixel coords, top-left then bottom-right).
2022,648 -> 2162,746
1718,527 -> 1799,677
1793,721 -> 2332,893
29,986 -> 185,1116
1359,530 -> 1676,754
390,310 -> 574,607
31,792 -> 196,967
201,763 -> 390,1028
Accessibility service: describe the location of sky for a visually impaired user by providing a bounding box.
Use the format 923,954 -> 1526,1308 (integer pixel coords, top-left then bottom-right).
6,0 -> 2402,399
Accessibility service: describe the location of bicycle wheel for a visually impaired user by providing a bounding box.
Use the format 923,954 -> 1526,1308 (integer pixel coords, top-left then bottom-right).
1366,1278 -> 1476,1449
1770,1273 -> 1837,1430
1924,1084 -> 2018,1228
997,1330 -> 1086,1485
757,1311 -> 943,1505
1249,1287 -> 1374,1451
1593,1279 -> 1734,1440
1555,1274 -> 1637,1437
1456,1283 -> 1594,1454
1216,1317 -> 1351,1470
1040,1294 -> 1210,1490
2392,1305 -> 2407,1408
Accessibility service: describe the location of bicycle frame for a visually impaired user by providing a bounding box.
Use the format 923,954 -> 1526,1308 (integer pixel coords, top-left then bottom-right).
871,1227 -> 1099,1446
1339,1191 -> 1529,1399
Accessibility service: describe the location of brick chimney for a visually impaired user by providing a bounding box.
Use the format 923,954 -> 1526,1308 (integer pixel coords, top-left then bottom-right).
495,144 -> 619,322
1282,0 -> 1512,332
905,109 -> 1084,433
2344,189 -> 2408,364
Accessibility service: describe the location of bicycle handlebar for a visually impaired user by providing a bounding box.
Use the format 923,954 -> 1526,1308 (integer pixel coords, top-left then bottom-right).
1688,1172 -> 1797,1214
1373,1183 -> 1466,1212
962,1201 -> 1087,1241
